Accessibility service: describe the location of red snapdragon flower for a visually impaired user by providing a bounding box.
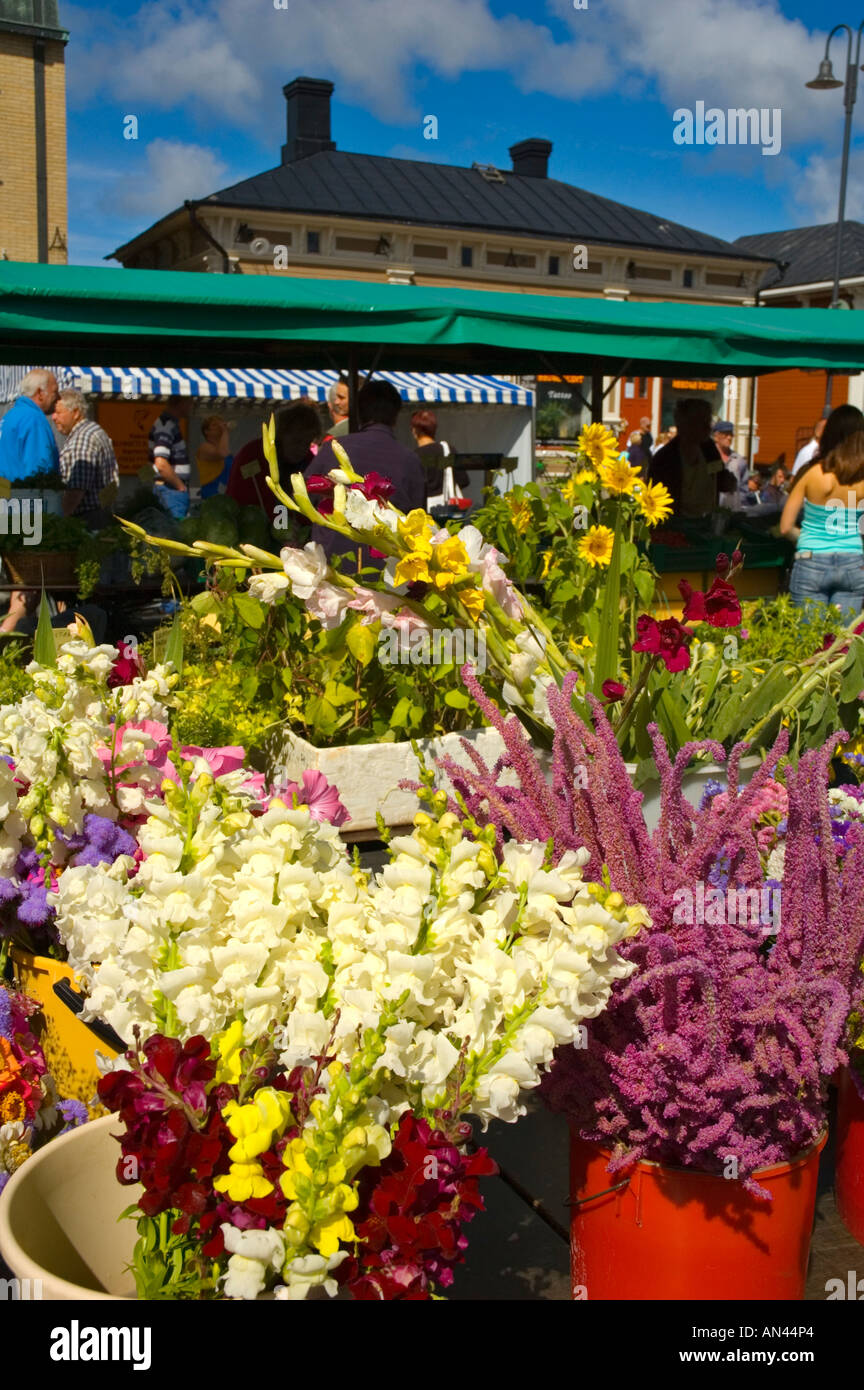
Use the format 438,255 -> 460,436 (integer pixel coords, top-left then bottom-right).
632,615 -> 693,672
679,577 -> 741,629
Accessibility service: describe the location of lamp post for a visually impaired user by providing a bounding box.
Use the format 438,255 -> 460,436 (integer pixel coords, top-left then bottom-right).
806,23 -> 864,408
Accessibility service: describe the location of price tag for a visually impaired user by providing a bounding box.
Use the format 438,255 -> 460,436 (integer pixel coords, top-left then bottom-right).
241,460 -> 261,480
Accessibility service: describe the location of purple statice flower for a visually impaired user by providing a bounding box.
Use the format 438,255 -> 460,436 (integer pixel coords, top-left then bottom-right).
57,1098 -> 89,1133
699,778 -> 726,810
0,984 -> 12,1040
0,1173 -> 9,1196
434,667 -> 864,1200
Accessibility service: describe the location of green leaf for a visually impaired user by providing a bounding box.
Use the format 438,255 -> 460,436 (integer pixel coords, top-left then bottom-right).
391,695 -> 413,729
164,611 -> 184,677
346,621 -> 376,667
840,642 -> 864,703
633,568 -> 657,607
444,689 -> 471,709
233,592 -> 266,630
189,591 -> 219,616
33,590 -> 56,667
592,509 -> 623,697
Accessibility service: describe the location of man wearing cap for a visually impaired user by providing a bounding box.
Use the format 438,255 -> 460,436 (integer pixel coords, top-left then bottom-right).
712,420 -> 748,502
149,411 -> 190,519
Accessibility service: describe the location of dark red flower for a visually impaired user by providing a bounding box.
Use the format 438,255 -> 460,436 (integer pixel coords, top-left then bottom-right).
633,615 -> 693,673
358,473 -> 395,503
305,475 -> 335,515
602,680 -> 627,702
679,577 -> 741,629
338,1113 -> 496,1301
107,641 -> 146,689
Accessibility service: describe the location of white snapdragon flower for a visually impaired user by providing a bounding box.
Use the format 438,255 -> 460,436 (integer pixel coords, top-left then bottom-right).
222,1226 -> 285,1301
275,1252 -> 347,1301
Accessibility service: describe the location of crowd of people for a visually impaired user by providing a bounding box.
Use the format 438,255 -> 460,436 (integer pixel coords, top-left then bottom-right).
2,366 -> 864,635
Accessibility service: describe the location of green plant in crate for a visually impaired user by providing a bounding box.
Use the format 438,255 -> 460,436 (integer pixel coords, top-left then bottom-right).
149,558 -> 484,757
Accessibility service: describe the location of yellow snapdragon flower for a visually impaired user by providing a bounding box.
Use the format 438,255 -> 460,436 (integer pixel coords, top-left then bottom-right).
459,587 -> 486,621
214,1088 -> 294,1202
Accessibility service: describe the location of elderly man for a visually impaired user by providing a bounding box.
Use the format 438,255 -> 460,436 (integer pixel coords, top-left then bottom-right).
0,369 -> 60,482
712,419 -> 748,500
53,388 -> 119,527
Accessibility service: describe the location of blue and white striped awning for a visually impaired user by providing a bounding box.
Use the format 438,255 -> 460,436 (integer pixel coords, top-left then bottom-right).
61,366 -> 533,407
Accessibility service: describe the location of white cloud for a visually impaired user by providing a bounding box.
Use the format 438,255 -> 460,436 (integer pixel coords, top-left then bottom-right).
104,139 -> 230,220
794,150 -> 864,224
65,0 -> 841,149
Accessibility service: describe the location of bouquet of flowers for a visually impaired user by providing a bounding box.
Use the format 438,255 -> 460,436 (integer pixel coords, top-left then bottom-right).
122,421 -> 864,766
428,670 -> 864,1197
0,982 -> 88,1194
50,756 -> 644,1298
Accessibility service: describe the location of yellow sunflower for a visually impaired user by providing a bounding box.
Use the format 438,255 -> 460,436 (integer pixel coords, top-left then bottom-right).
635,480 -> 674,526
598,454 -> 642,497
577,525 -> 615,567
508,498 -> 532,534
577,423 -> 620,471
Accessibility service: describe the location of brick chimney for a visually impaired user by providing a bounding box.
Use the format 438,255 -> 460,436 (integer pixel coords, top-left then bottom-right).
509,138 -> 552,178
281,77 -> 336,164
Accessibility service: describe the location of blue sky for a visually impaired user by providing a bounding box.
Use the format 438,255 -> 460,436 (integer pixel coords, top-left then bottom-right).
61,0 -> 853,266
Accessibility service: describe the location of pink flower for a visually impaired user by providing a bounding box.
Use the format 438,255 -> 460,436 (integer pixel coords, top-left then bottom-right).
305,581 -> 353,630
602,680 -> 627,702
480,549 -> 523,620
274,769 -> 349,826
380,607 -> 432,635
305,475 -> 335,515
347,586 -> 400,625
180,745 -> 246,777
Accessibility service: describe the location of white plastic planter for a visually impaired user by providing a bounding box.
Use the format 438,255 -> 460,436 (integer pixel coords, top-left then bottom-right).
273,726 -> 511,834
0,1115 -> 140,1301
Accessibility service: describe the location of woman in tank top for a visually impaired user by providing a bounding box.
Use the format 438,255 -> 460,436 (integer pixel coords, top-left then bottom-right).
780,430 -> 864,621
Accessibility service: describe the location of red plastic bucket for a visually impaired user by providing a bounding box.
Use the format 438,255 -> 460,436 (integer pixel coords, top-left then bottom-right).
570,1131 -> 826,1300
835,1068 -> 864,1245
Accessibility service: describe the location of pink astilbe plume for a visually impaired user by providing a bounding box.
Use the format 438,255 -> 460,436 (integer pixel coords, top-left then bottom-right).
434,667 -> 864,1198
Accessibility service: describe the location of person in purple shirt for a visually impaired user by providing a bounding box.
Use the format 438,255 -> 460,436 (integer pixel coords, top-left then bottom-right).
0,369 -> 61,483
307,380 -> 425,560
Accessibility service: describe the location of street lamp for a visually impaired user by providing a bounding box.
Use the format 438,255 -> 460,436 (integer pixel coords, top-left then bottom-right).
805,23 -> 864,406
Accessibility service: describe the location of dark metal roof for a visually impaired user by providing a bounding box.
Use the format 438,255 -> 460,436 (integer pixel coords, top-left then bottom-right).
188,149 -> 761,261
735,222 -> 864,290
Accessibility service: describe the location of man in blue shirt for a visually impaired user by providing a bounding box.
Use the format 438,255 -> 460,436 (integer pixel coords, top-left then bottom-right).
0,370 -> 61,482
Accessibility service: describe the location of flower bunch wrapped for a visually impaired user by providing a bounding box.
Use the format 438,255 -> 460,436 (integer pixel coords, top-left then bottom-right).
429,671 -> 864,1196
0,983 -> 88,1194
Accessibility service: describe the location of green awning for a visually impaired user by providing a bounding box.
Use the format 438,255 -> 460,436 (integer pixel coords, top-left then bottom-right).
0,261 -> 863,375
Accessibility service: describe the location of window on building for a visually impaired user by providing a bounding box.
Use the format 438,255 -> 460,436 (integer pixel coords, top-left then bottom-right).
705,270 -> 743,287
486,248 -> 537,269
628,263 -> 673,281
414,242 -> 448,260
307,231 -> 320,254
334,234 -> 382,255
461,245 -> 473,268
683,268 -> 694,288
548,255 -> 560,276
637,378 -> 648,397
